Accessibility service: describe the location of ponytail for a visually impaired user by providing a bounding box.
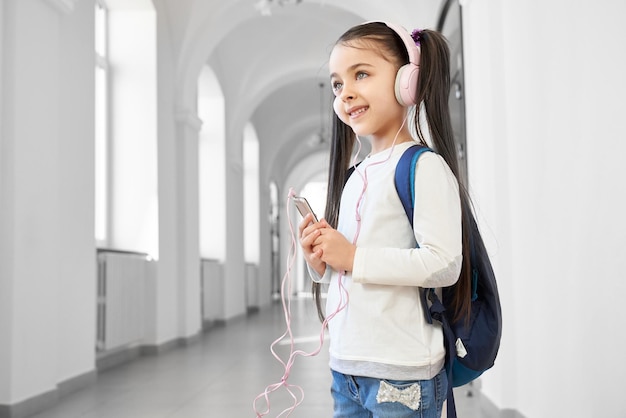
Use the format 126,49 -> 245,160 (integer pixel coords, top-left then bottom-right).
414,29 -> 473,324
323,114 -> 355,229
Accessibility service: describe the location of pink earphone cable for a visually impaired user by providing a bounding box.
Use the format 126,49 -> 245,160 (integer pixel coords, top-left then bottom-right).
254,115 -> 409,417
253,189 -> 349,417
352,115 -> 408,237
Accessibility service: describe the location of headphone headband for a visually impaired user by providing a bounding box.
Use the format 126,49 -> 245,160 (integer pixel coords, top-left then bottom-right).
362,21 -> 421,66
361,21 -> 421,106
379,21 -> 420,66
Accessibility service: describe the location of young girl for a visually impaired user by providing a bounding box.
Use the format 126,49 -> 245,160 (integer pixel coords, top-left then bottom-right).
298,22 -> 474,417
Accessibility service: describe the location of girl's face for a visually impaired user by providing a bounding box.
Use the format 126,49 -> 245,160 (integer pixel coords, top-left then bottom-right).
329,40 -> 407,141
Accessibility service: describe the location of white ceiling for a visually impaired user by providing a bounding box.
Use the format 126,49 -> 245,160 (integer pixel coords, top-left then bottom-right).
161,0 -> 445,191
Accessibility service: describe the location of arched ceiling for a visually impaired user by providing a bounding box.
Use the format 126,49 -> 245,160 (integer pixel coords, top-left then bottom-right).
160,0 -> 445,191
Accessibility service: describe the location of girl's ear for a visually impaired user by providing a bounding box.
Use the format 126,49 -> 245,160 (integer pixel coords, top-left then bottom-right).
333,96 -> 349,126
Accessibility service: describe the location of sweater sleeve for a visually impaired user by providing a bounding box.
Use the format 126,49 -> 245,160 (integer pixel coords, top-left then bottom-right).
351,153 -> 463,288
306,263 -> 332,284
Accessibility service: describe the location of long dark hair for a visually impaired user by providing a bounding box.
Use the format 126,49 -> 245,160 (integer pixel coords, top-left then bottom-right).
313,22 -> 473,325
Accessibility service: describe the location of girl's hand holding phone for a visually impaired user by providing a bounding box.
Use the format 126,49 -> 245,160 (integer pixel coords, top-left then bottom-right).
299,216 -> 355,276
298,214 -> 327,277
311,224 -> 355,274
294,196 -> 355,275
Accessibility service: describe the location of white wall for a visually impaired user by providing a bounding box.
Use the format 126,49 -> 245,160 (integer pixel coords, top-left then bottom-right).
12,0 -> 62,399
0,0 -> 11,400
0,0 -> 96,405
463,0 -> 626,416
57,0 -> 98,389
151,0 -> 180,346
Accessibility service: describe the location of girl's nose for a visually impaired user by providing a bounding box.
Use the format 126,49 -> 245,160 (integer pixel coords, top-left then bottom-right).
339,83 -> 355,102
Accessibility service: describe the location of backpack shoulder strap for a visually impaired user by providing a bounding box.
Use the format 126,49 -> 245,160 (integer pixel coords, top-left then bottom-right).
394,144 -> 434,326
394,144 -> 432,229
395,144 -> 460,418
345,161 -> 362,184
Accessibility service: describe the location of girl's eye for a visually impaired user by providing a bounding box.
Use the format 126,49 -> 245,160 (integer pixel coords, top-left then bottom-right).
332,81 -> 343,93
356,71 -> 368,80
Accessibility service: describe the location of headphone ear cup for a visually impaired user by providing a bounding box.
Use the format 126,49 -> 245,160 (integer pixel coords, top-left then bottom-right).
394,63 -> 419,106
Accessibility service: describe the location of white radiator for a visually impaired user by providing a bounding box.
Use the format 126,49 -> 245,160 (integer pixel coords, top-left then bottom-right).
200,259 -> 224,323
97,251 -> 154,352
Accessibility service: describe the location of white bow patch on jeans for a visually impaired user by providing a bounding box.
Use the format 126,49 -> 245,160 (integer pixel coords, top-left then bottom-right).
376,380 -> 422,411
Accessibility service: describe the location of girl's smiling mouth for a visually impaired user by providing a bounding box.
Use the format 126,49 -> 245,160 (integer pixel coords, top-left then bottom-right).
348,106 -> 368,118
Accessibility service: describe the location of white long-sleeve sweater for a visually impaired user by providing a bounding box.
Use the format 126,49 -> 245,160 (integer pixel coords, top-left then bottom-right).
312,140 -> 462,381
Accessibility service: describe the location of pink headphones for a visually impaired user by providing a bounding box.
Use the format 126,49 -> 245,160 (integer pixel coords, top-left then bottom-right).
371,21 -> 421,107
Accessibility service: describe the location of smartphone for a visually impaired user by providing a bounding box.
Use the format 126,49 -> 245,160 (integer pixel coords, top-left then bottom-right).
293,196 -> 318,222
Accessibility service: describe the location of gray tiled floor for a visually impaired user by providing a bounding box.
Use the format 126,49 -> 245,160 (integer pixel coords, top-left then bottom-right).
31,298 -> 487,418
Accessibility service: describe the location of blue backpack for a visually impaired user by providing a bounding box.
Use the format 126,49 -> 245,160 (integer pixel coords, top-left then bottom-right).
394,144 -> 502,417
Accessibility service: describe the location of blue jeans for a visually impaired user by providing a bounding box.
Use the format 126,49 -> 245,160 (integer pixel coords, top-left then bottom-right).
330,368 -> 447,418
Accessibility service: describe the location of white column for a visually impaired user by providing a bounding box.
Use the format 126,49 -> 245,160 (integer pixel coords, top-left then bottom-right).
0,0 -> 13,404
174,109 -> 203,338
56,0 -> 98,391
0,0 -> 62,405
223,129 -> 247,319
149,0 -> 179,347
0,0 -> 96,409
258,185 -> 274,307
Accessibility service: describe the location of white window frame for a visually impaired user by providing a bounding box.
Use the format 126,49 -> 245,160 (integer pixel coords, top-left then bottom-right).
94,0 -> 110,247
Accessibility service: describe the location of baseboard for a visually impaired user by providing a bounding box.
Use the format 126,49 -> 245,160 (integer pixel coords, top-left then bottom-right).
0,370 -> 95,418
57,370 -> 97,399
202,319 -> 226,331
141,331 -> 202,355
0,389 -> 56,418
175,332 -> 201,347
139,338 -> 180,356
477,386 -> 526,418
501,409 -> 526,418
96,344 -> 142,371
96,330 -> 203,365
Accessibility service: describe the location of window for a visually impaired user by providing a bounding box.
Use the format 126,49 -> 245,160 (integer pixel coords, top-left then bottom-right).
94,0 -> 109,246
198,66 -> 226,260
243,123 -> 260,264
94,0 -> 158,257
